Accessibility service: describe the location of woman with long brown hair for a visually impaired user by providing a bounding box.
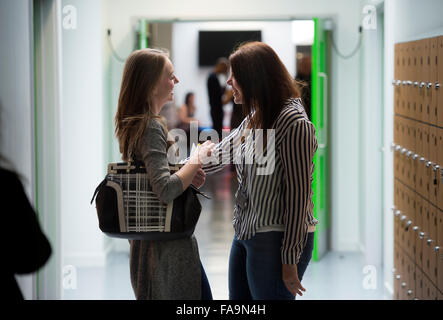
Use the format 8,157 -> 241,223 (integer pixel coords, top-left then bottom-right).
115,48 -> 214,300
202,41 -> 318,300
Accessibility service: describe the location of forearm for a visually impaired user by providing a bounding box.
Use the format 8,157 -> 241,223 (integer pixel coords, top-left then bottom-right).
175,160 -> 201,190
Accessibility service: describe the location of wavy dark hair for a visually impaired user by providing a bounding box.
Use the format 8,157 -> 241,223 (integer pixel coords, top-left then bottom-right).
229,41 -> 302,130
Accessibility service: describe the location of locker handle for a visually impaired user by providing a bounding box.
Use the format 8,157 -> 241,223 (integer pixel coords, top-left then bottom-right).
395,145 -> 401,152
434,246 -> 440,253
406,151 -> 412,158
426,239 -> 433,246
407,290 -> 413,296
435,82 -> 439,89
401,282 -> 407,288
390,142 -> 396,151
412,226 -> 419,232
419,232 -> 425,240
426,82 -> 432,89
396,275 -> 401,280
414,81 -> 419,87
419,82 -> 426,88
400,215 -> 407,222
405,220 -> 412,231
402,81 -> 407,86
401,148 -> 407,155
419,157 -> 426,163
412,154 -> 419,161
426,161 -> 432,168
396,80 -> 402,86
394,210 -> 401,217
406,80 -> 413,86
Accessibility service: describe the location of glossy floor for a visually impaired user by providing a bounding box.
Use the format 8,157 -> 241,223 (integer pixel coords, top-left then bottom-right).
63,167 -> 391,300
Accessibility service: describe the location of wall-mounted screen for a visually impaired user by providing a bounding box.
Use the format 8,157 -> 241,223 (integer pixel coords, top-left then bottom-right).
198,30 -> 262,66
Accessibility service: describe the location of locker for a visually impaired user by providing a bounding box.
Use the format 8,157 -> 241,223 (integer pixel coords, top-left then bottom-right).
438,210 -> 443,292
423,202 -> 431,279
429,282 -> 438,300
417,40 -> 426,122
429,126 -> 438,164
415,197 -> 424,269
407,258 -> 415,300
438,209 -> 443,248
438,129 -> 443,210
422,124 -> 430,163
423,274 -> 430,300
416,266 -> 424,300
400,43 -> 406,117
405,42 -> 412,119
438,37 -> 443,127
423,39 -> 431,124
427,207 -> 438,286
429,38 -> 439,125
411,41 -> 419,121
404,190 -> 412,257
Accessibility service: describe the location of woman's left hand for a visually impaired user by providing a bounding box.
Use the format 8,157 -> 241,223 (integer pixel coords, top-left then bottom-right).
282,264 -> 306,296
191,168 -> 206,189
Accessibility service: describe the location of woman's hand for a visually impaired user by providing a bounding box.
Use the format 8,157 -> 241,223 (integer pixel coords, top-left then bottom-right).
191,168 -> 206,189
190,140 -> 215,165
282,264 -> 306,297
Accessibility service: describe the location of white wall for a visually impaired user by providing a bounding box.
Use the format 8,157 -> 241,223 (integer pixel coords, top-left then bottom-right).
382,0 -> 443,296
103,0 -> 363,253
0,0 -> 36,300
61,0 -> 105,270
358,0 -> 384,267
172,21 -> 295,127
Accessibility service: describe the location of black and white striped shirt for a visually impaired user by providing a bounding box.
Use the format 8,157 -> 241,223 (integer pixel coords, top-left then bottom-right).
203,98 -> 318,265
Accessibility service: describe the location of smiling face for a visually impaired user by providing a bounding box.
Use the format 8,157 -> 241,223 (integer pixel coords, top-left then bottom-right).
154,58 -> 179,107
227,69 -> 243,104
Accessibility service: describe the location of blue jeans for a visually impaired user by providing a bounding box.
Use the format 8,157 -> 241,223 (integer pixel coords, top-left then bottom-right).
228,231 -> 315,300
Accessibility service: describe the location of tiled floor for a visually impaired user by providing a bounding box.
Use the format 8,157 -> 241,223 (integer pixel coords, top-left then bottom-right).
63,167 -> 391,300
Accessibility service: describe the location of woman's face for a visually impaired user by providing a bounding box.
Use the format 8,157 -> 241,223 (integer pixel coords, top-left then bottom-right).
227,69 -> 243,104
154,58 -> 179,105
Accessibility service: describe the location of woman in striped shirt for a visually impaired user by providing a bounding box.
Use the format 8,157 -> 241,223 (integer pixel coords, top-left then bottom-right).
202,42 -> 318,300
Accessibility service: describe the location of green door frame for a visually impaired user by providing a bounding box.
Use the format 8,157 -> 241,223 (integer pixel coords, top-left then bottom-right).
311,18 -> 330,262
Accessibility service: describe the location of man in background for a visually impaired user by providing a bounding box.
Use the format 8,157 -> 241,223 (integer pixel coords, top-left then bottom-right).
207,58 -> 233,140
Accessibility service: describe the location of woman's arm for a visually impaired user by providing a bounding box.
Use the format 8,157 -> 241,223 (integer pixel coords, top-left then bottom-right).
199,115 -> 249,175
140,120 -> 215,203
279,119 -> 317,295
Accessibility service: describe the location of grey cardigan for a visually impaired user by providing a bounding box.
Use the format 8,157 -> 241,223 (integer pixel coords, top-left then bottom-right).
128,118 -> 202,300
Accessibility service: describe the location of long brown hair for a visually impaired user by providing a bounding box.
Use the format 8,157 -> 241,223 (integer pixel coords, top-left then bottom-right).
115,48 -> 169,161
229,41 -> 301,130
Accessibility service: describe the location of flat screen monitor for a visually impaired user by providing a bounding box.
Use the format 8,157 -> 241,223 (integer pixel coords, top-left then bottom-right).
198,30 -> 262,66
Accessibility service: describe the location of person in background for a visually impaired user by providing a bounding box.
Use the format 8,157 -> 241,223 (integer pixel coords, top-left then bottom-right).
207,57 -> 233,141
114,48 -> 214,300
1,158 -> 52,300
176,92 -> 200,154
201,42 -> 318,300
